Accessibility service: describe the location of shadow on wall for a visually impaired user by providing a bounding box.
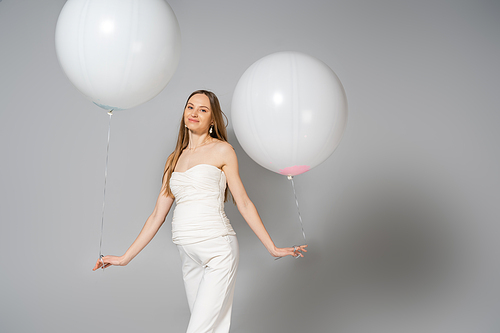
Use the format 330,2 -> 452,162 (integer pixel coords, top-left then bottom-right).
230,158 -> 466,332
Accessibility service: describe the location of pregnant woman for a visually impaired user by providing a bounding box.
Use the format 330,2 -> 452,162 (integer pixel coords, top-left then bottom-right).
93,89 -> 307,333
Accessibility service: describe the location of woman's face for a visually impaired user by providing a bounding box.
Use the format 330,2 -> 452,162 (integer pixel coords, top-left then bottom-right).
184,94 -> 213,133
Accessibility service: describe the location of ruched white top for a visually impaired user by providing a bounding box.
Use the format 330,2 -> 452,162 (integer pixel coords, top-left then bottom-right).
170,164 -> 236,245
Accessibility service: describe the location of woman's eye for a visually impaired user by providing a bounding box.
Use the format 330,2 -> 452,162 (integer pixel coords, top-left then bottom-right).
201,109 -> 207,112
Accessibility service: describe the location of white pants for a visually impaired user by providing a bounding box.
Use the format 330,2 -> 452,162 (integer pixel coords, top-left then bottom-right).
177,235 -> 239,333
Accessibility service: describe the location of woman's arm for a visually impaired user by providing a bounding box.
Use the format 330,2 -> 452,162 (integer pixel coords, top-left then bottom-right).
221,143 -> 307,258
93,190 -> 174,270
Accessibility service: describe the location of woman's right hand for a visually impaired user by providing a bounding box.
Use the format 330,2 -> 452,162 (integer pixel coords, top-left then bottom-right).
92,255 -> 128,271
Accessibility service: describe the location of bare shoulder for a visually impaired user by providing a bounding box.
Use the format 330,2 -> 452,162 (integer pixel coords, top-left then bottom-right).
213,140 -> 235,156
211,140 -> 237,168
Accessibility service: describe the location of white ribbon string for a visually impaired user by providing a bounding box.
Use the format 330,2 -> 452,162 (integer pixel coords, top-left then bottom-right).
98,110 -> 113,267
288,175 -> 307,244
275,175 -> 307,260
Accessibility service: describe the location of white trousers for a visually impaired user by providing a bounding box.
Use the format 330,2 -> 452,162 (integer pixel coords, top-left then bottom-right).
177,235 -> 239,333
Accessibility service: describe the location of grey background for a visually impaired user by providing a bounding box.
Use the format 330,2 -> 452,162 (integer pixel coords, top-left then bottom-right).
1,0 -> 499,332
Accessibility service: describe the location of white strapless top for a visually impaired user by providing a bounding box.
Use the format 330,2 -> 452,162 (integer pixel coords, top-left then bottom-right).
170,164 -> 236,245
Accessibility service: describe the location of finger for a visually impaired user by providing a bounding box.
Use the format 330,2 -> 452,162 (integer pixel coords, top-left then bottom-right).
93,261 -> 102,271
293,249 -> 304,257
297,245 -> 308,252
291,246 -> 303,255
93,255 -> 107,271
100,256 -> 107,268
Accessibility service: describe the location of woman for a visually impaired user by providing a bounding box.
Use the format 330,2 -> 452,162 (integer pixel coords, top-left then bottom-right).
93,90 -> 307,333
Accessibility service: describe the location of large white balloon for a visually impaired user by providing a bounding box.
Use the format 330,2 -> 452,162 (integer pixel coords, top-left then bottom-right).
55,0 -> 181,111
231,51 -> 348,176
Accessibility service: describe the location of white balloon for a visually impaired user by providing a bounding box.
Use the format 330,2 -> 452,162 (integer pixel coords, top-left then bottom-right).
55,0 -> 181,111
231,51 -> 348,176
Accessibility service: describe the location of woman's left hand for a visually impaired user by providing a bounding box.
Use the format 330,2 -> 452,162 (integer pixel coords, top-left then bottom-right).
271,244 -> 308,258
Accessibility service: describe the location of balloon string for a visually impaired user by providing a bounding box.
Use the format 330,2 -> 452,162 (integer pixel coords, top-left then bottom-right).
275,175 -> 307,261
99,110 -> 113,263
288,175 -> 307,244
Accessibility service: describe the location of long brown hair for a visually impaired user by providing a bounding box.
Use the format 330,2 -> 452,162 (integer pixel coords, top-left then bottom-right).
162,90 -> 229,200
